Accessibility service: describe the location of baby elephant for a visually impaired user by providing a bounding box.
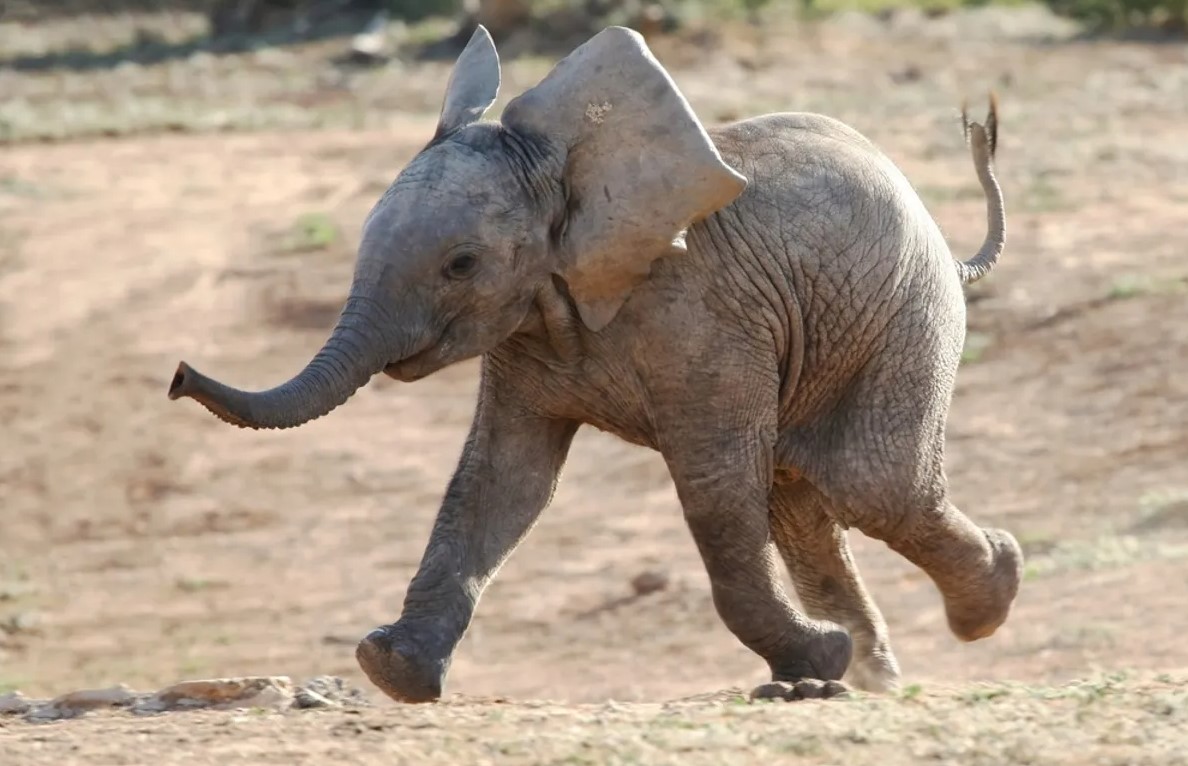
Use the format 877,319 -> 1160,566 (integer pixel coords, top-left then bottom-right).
168,25 -> 1023,701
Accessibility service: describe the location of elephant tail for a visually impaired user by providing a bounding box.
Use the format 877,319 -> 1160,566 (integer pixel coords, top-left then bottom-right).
954,93 -> 1005,285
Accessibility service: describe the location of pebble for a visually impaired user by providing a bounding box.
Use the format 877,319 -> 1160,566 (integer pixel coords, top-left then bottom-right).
630,570 -> 670,597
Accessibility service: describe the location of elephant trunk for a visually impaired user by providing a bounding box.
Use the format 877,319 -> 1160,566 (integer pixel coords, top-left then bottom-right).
168,294 -> 397,430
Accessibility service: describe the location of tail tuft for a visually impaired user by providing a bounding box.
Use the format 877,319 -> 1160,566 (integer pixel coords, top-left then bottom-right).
962,92 -> 998,159
953,92 -> 1006,286
986,91 -> 998,158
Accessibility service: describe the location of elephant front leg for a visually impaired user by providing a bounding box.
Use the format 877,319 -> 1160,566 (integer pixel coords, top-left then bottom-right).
662,423 -> 853,700
356,392 -> 578,703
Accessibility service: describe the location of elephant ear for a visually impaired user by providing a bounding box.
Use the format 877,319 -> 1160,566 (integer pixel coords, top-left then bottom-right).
501,26 -> 747,331
436,25 -> 501,137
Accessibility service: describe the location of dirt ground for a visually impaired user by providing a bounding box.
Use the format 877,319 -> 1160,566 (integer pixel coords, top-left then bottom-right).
1,5 -> 1187,763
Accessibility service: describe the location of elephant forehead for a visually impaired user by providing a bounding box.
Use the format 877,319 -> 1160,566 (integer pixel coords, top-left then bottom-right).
363,152 -> 505,245
398,145 -> 489,193
361,201 -> 488,255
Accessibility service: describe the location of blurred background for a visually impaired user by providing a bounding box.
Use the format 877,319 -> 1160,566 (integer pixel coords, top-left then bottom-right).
0,0 -> 1185,704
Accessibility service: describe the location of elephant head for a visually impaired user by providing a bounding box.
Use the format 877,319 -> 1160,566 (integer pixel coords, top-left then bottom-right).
167,25 -> 747,430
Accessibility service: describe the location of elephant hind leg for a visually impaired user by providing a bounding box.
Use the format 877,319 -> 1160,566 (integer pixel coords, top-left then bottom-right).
890,495 -> 1023,643
805,411 -> 1023,644
768,478 -> 901,692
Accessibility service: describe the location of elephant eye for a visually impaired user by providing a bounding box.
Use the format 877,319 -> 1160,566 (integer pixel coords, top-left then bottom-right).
443,252 -> 477,280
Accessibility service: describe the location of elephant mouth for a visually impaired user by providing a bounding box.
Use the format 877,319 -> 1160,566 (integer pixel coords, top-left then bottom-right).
383,362 -> 425,382
384,323 -> 456,382
383,348 -> 434,382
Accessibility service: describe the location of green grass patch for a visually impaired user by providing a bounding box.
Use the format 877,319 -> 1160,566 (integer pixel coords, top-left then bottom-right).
1020,175 -> 1073,213
917,184 -> 988,207
804,0 -> 1029,13
174,576 -> 230,593
277,212 -> 340,254
1107,274 -> 1188,301
1131,488 -> 1188,531
1023,533 -> 1188,579
961,331 -> 994,364
0,677 -> 27,694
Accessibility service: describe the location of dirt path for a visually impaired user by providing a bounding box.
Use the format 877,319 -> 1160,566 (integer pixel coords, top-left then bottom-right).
1,7 -> 1187,762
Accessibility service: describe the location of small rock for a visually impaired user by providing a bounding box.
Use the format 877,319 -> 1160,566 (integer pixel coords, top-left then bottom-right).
136,676 -> 294,714
0,691 -> 32,715
295,676 -> 369,709
349,10 -> 392,64
0,611 -> 42,636
890,64 -> 923,84
23,685 -> 139,721
630,570 -> 669,597
633,3 -> 675,40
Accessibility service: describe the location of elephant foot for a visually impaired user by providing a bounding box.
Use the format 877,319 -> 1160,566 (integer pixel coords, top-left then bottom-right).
945,528 -> 1024,642
755,625 -> 853,702
355,624 -> 450,703
751,678 -> 850,702
768,622 -> 853,685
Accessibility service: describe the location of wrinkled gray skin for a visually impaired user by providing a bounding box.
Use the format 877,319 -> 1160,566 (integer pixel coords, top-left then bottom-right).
168,26 -> 1023,701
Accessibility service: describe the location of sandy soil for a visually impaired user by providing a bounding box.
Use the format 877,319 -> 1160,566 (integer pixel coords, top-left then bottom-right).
1,6 -> 1187,763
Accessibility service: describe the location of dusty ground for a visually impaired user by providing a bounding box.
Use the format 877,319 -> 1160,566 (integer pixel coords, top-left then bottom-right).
4,673 -> 1187,765
1,4 -> 1187,762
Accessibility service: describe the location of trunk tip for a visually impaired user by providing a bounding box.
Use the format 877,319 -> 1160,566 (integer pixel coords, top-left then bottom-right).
165,360 -> 258,429
167,361 -> 195,401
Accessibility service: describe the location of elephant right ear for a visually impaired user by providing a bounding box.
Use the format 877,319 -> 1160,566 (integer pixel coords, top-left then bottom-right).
501,27 -> 746,331
436,25 -> 501,138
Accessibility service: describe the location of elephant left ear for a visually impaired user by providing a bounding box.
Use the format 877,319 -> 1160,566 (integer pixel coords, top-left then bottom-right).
436,25 -> 501,137
501,26 -> 747,331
